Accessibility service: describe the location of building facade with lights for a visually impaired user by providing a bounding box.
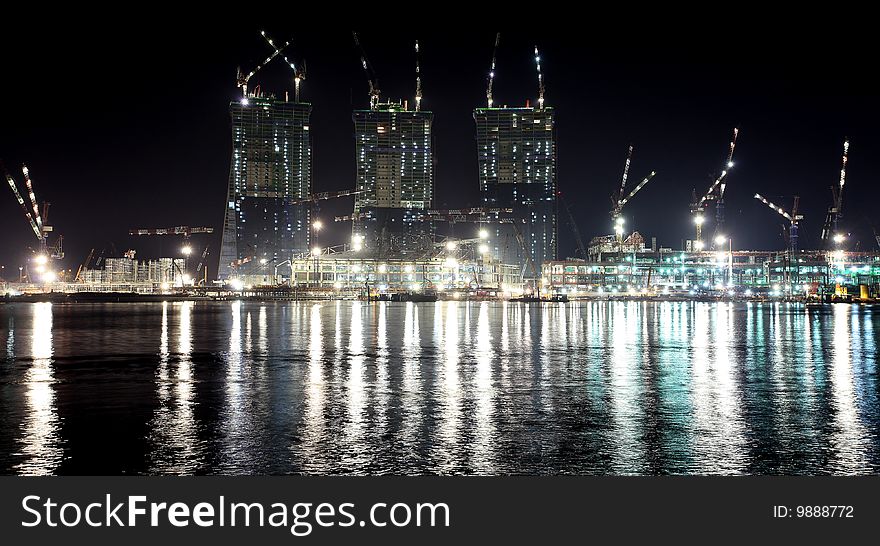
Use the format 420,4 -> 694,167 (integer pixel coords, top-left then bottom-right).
352,103 -> 433,255
219,96 -> 312,280
474,106 -> 557,276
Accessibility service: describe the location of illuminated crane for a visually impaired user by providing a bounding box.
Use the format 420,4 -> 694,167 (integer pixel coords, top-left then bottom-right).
259,30 -> 305,103
486,33 -> 500,108
610,145 -> 656,246
414,40 -> 422,112
4,163 -> 61,259
353,32 -> 380,110
534,45 -> 545,109
754,193 -> 803,253
690,127 -> 739,247
236,31 -> 291,100
129,226 -> 214,238
820,138 -> 849,247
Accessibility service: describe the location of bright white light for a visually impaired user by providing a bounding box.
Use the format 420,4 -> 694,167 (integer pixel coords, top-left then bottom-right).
333,282 -> 342,290
479,229 -> 489,239
404,265 -> 414,273
312,247 -> 321,256
229,279 -> 244,291
479,244 -> 489,254
615,217 -> 625,226
183,275 -> 192,285
43,271 -> 57,282
241,97 -> 249,106
34,264 -> 46,274
445,257 -> 458,268
772,284 -> 780,291
160,282 -> 170,291
182,246 -> 193,256
714,235 -> 727,246
833,233 -> 846,244
313,220 -> 323,231
727,161 -> 734,168
452,291 -> 461,299
446,240 -> 457,251
694,215 -> 704,226
694,240 -> 705,250
378,264 -> 387,273
34,254 -> 48,265
260,258 -> 267,265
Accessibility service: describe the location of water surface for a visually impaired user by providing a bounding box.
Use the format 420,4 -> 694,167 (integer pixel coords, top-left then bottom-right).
1,300 -> 877,475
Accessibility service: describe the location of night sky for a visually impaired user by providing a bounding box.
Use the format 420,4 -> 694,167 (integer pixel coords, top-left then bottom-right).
2,18 -> 877,279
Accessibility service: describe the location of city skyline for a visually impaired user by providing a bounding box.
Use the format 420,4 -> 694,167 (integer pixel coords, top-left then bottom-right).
2,24 -> 878,277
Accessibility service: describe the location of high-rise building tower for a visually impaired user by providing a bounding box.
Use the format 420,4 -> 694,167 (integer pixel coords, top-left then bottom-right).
474,106 -> 557,273
218,96 -> 312,279
352,102 -> 433,254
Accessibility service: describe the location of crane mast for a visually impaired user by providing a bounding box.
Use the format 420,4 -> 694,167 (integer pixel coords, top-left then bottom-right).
353,32 -> 380,110
610,146 -> 655,247
486,33 -> 500,108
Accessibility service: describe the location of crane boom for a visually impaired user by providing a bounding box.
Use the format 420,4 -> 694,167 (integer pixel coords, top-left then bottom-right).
129,226 -> 214,237
534,45 -> 545,109
237,32 -> 290,97
414,40 -> 422,112
617,145 -> 633,205
353,32 -> 380,109
618,171 -> 656,208
4,167 -> 42,240
259,30 -> 304,102
835,138 -> 849,219
560,195 -> 588,258
21,165 -> 43,231
486,32 -> 500,107
286,188 -> 361,206
754,193 -> 793,222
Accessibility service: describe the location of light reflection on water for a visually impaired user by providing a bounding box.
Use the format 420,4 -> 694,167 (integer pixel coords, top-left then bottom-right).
1,300 -> 879,475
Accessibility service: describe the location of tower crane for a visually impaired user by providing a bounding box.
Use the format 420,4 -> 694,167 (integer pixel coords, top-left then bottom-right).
414,40 -> 422,112
534,45 -> 545,109
486,33 -> 500,108
236,31 -> 291,100
4,163 -> 62,259
820,138 -> 849,247
754,193 -> 803,253
609,145 -> 656,247
258,30 -> 305,103
690,128 -> 738,247
353,32 -> 380,110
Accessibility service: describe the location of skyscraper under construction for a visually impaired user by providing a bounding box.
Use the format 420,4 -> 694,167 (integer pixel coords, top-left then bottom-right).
350,36 -> 433,255
351,103 -> 433,254
474,40 -> 557,275
218,96 -> 312,280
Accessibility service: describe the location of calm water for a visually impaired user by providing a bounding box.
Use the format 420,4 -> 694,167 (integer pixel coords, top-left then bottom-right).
1,300 -> 878,475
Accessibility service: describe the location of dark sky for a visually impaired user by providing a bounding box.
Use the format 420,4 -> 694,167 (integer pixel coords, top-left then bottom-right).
2,17 -> 878,279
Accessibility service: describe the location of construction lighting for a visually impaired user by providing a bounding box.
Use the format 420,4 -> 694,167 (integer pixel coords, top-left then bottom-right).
479,244 -> 490,254
615,217 -> 625,226
714,235 -> 727,246
34,254 -> 49,265
313,220 -> 323,231
34,265 -> 46,274
694,215 -> 704,225
260,258 -> 267,265
694,240 -> 705,250
833,233 -> 846,244
312,247 -> 322,257
446,241 -> 457,251
183,275 -> 192,285
479,229 -> 489,239
241,97 -> 250,106
229,279 -> 244,291
43,271 -> 57,282
445,257 -> 458,268
182,246 -> 193,256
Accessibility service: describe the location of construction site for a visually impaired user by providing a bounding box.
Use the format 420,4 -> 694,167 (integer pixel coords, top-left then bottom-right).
3,32 -> 880,303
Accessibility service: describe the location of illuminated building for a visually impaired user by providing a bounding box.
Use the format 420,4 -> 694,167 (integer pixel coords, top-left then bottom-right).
218,96 -> 312,279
